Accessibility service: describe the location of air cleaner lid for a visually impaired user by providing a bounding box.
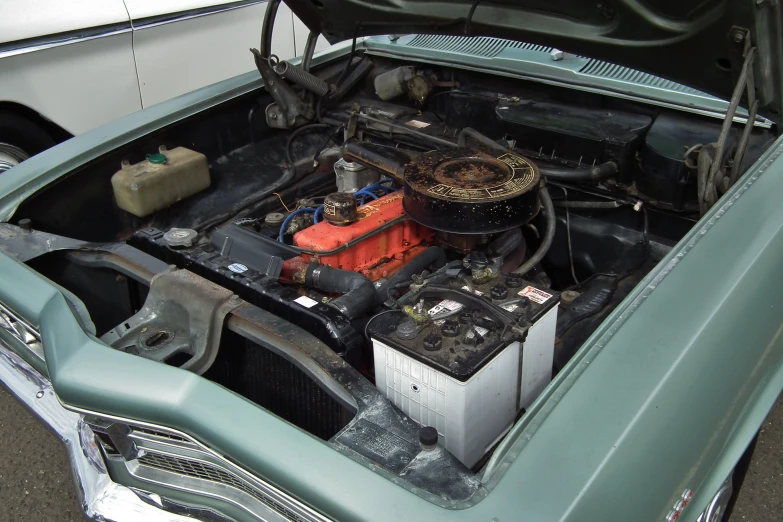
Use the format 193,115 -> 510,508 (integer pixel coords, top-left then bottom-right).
403,147 -> 541,234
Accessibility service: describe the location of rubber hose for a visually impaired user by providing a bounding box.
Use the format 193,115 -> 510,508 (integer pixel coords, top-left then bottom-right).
285,123 -> 333,179
538,161 -> 618,182
458,127 -> 618,181
376,246 -> 447,303
513,186 -> 555,277
489,228 -> 523,257
305,264 -> 378,320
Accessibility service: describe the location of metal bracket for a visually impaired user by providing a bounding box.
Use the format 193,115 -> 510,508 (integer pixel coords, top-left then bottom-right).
251,48 -> 314,129
101,269 -> 240,375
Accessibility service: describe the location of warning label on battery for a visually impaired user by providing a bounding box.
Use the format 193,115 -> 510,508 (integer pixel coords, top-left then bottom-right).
428,299 -> 463,316
518,286 -> 553,304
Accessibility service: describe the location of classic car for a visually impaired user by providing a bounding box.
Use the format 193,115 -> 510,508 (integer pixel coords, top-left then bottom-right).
0,0 -> 328,173
0,0 -> 781,521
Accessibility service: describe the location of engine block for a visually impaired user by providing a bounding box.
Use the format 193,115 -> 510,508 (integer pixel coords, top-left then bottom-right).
290,192 -> 434,281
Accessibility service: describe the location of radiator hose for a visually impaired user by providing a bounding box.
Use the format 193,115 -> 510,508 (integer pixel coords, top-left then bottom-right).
305,264 -> 377,320
513,186 -> 555,277
376,246 -> 447,303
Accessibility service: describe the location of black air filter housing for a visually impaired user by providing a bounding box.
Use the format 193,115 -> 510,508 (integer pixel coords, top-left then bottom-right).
403,148 -> 541,234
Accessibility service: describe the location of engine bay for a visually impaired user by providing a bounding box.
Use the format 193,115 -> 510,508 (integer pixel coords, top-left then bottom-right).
6,44 -> 777,501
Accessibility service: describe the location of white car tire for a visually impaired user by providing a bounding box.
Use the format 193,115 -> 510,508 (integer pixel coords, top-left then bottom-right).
0,111 -> 56,173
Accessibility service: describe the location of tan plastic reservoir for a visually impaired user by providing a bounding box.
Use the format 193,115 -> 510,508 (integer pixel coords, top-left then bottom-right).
111,147 -> 210,217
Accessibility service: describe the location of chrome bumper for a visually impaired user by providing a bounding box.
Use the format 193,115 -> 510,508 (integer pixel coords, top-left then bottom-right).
0,339 -> 202,522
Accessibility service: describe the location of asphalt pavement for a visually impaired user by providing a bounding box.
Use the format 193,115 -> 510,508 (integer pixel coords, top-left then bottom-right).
0,385 -> 83,521
0,383 -> 781,521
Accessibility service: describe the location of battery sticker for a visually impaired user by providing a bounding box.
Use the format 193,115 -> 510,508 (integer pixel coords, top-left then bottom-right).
473,326 -> 489,337
227,263 -> 248,274
294,295 -> 319,308
518,286 -> 553,304
428,299 -> 463,316
405,119 -> 431,128
429,299 -> 464,325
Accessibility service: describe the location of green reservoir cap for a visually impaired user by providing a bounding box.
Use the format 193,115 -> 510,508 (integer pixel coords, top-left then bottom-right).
146,153 -> 167,164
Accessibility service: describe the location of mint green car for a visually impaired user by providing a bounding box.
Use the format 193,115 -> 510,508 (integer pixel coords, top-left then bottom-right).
1,1 -> 782,521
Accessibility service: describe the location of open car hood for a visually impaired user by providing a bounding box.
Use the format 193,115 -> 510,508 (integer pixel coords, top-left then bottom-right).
287,0 -> 783,122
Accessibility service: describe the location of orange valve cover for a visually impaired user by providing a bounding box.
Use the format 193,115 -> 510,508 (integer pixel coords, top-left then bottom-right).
292,192 -> 434,281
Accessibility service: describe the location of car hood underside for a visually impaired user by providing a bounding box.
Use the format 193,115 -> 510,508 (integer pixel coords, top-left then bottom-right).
287,0 -> 783,122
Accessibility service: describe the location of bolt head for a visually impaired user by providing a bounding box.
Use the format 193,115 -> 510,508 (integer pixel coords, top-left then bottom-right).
734,31 -> 744,43
561,290 -> 581,305
36,391 -> 44,399
423,333 -> 443,351
396,320 -> 419,340
505,274 -> 524,288
458,311 -> 474,324
441,319 -> 460,337
490,284 -> 509,300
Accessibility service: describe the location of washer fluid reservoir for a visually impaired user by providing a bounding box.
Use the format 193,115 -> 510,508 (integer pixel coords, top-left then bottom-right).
111,147 -> 210,217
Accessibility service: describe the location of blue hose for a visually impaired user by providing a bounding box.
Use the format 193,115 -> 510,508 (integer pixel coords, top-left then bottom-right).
313,204 -> 325,224
278,208 -> 316,242
363,178 -> 396,193
353,190 -> 379,204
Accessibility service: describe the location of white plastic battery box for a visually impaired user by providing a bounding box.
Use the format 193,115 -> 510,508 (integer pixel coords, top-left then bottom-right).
369,286 -> 558,468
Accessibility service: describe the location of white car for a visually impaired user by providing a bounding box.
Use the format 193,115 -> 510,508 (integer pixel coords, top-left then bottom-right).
0,0 -> 326,172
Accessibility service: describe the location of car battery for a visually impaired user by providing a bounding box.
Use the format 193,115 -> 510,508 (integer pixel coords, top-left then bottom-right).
368,277 -> 558,468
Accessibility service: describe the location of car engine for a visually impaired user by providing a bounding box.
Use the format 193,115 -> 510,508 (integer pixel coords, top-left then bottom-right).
6,47 -> 775,501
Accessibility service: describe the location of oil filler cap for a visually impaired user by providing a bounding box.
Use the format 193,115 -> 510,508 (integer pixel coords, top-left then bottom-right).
323,192 -> 358,226
403,147 -> 541,234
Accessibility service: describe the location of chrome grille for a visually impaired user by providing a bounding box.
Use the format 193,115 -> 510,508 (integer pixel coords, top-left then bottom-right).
0,301 -> 44,360
131,426 -> 189,442
138,452 -> 310,522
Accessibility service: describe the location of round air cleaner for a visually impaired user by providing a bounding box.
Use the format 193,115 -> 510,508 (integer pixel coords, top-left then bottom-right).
403,148 -> 541,234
